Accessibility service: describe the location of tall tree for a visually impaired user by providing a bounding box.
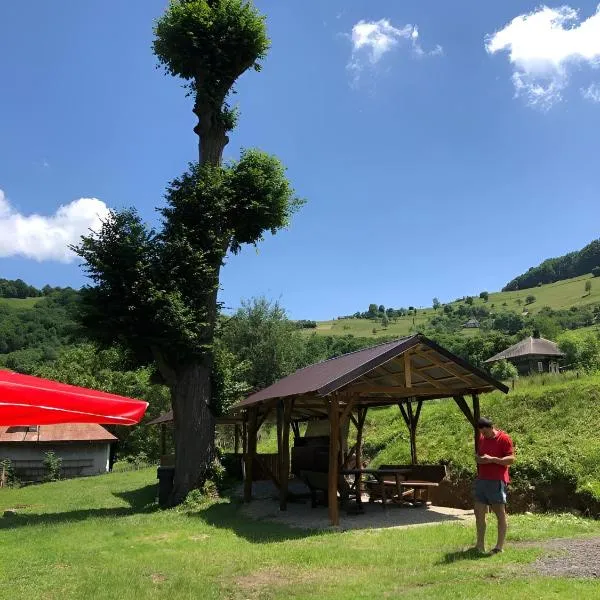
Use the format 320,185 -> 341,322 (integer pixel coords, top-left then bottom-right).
74,0 -> 302,503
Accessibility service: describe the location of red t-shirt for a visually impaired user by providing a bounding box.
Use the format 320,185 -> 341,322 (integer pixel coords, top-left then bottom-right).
477,430 -> 514,483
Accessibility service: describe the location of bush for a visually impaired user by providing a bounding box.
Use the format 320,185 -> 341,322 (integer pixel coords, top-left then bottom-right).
479,291 -> 489,302
43,451 -> 62,482
593,267 -> 600,278
558,331 -> 600,371
490,359 -> 518,381
525,295 -> 536,305
0,459 -> 18,487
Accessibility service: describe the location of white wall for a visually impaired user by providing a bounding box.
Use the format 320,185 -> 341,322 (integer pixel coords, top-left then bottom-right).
0,442 -> 112,480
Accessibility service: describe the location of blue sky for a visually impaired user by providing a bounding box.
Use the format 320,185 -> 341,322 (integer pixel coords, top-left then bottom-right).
1,1 -> 600,320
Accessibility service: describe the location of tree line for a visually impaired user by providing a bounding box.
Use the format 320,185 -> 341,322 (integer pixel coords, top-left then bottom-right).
503,238 -> 600,291
0,277 -> 70,299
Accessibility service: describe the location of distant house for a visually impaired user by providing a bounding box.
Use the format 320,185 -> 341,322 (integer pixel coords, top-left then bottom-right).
0,424 -> 117,481
463,318 -> 480,329
484,336 -> 564,375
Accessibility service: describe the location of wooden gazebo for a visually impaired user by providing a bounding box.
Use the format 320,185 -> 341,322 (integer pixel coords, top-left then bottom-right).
233,334 -> 508,526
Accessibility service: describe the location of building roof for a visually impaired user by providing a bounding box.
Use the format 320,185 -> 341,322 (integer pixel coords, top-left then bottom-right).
484,336 -> 565,364
0,423 -> 117,444
232,334 -> 508,420
463,318 -> 480,327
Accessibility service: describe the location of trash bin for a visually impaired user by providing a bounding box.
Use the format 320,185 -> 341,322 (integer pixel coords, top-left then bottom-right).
157,466 -> 175,508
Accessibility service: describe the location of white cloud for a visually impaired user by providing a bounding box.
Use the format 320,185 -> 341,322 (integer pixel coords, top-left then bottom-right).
347,19 -> 442,83
0,189 -> 110,263
582,82 -> 600,102
486,5 -> 600,109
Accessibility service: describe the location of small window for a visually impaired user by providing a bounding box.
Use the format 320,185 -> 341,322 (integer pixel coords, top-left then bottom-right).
537,361 -> 543,372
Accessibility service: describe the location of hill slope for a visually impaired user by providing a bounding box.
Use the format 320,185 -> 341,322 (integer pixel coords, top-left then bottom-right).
312,273 -> 600,339
504,238 -> 600,291
365,372 -> 600,509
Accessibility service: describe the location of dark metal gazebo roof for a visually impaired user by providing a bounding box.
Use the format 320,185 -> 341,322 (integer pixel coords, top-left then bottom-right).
234,334 -> 507,420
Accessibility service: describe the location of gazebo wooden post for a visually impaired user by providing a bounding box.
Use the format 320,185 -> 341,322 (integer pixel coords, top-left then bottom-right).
355,405 -> 367,500
244,407 -> 258,503
472,393 -> 481,454
234,424 -> 240,455
279,399 -> 292,511
328,394 -> 340,526
398,399 -> 422,465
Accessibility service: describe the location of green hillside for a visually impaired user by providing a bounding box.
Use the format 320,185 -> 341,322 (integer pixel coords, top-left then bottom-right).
310,273 -> 600,338
363,372 -> 600,510
0,297 -> 42,309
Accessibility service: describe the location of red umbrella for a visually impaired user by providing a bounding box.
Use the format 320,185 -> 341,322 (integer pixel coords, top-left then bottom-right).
0,370 -> 148,426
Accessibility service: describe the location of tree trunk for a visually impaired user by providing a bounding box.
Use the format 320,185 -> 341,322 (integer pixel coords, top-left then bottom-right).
193,93 -> 229,166
169,359 -> 216,505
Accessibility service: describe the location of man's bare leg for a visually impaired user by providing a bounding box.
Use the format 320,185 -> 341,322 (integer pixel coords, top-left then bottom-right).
474,501 -> 488,551
491,503 -> 507,551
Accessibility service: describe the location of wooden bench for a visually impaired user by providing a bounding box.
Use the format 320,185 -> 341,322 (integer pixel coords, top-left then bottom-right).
365,464 -> 447,507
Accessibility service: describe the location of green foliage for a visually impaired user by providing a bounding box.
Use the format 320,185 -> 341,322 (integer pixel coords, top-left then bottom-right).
0,459 -> 18,487
479,291 -> 489,302
0,278 -> 41,299
75,155 -> 301,372
432,297 -> 440,310
42,451 -> 62,482
490,359 -> 519,381
465,296 -> 474,305
585,280 -> 592,293
504,238 -> 600,291
0,289 -> 81,373
557,330 -> 600,371
525,294 -> 536,305
219,297 -> 304,391
153,0 -> 269,83
211,341 -> 251,416
593,266 -> 600,278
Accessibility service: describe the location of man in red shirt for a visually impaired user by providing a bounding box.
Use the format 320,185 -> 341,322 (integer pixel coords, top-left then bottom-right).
474,416 -> 515,554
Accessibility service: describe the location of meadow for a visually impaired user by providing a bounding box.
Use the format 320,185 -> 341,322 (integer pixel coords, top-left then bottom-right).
2,468 -> 600,599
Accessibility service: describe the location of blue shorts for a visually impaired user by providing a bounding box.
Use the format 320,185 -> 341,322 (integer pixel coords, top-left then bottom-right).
474,479 -> 507,505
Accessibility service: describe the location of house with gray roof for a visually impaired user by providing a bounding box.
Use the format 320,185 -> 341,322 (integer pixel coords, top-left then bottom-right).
484,336 -> 564,375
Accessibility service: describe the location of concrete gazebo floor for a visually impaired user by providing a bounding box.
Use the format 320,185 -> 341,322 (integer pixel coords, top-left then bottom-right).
238,481 -> 473,532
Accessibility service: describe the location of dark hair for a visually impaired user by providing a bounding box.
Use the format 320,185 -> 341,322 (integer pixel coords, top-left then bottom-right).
477,417 -> 493,428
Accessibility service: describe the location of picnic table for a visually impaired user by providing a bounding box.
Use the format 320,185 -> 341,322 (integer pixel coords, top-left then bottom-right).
341,468 -> 412,511
341,467 -> 441,510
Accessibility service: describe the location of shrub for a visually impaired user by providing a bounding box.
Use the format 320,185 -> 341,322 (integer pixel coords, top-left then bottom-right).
490,359 -> 518,381
465,296 -> 474,305
593,266 -> 600,278
525,295 -> 536,305
558,331 -> 600,371
43,451 -> 62,482
479,291 -> 489,302
585,280 -> 592,294
0,458 -> 18,487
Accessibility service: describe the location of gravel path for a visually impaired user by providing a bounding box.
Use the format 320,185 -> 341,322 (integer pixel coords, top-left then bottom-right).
534,537 -> 600,578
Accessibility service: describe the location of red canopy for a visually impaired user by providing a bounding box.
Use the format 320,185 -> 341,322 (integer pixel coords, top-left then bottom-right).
0,370 -> 148,426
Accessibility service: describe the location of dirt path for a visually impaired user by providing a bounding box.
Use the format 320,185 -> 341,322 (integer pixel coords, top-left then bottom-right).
534,537 -> 600,578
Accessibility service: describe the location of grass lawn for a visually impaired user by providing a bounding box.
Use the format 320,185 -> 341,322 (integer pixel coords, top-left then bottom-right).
1,469 -> 600,599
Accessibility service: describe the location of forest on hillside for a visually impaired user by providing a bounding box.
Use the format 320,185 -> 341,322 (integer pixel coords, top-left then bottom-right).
503,238 -> 600,291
